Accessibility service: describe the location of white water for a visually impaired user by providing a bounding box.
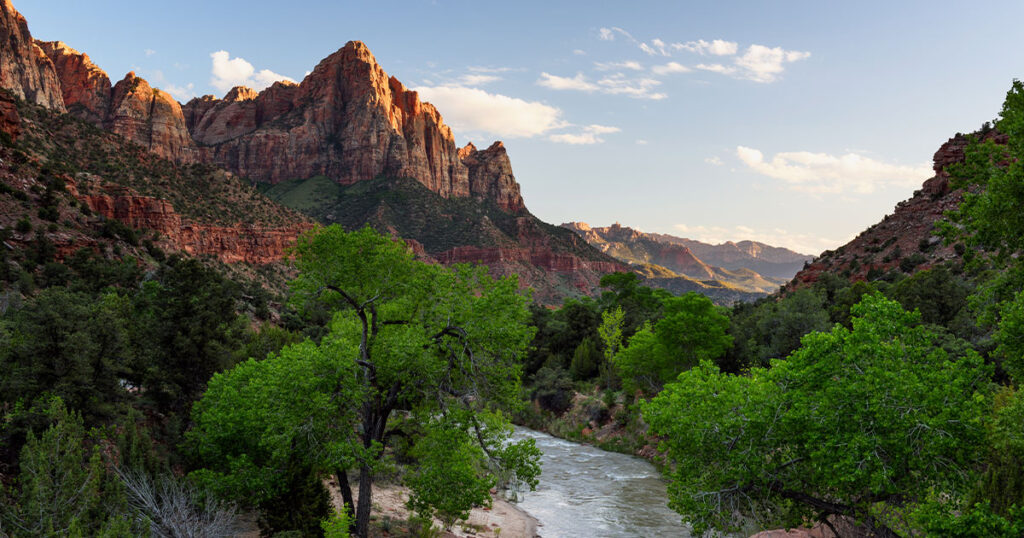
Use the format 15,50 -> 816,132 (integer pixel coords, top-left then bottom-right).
511,427 -> 692,538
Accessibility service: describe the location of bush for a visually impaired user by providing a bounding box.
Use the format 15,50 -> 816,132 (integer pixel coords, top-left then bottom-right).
15,217 -> 31,233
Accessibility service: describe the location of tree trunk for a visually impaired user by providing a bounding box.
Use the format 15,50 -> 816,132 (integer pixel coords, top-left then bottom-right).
355,464 -> 373,538
336,468 -> 354,521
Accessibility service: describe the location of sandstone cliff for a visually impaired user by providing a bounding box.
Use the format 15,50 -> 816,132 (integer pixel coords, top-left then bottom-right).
35,40 -> 110,125
106,72 -> 195,162
76,182 -> 312,264
0,0 -> 64,111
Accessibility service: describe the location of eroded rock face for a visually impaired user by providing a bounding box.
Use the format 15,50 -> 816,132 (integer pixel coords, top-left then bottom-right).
0,90 -> 21,141
0,0 -> 64,111
36,40 -> 110,125
460,141 -> 525,212
78,183 -> 312,264
185,41 -> 479,201
108,73 -> 194,162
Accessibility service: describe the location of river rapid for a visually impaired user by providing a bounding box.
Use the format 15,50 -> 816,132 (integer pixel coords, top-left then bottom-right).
511,427 -> 692,538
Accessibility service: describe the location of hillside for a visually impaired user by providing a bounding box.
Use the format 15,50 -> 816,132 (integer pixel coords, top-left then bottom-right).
787,129 -> 1001,289
0,90 -> 312,269
263,175 -> 625,305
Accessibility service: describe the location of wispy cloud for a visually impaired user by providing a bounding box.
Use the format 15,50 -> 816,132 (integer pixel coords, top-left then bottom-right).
594,60 -> 644,71
537,72 -> 599,92
598,29 -> 810,83
651,62 -> 690,75
549,124 -> 620,145
538,72 -> 665,99
676,39 -> 737,56
736,146 -> 931,195
415,85 -> 568,138
705,156 -> 723,166
144,48 -> 156,57
673,223 -> 842,255
210,50 -> 294,93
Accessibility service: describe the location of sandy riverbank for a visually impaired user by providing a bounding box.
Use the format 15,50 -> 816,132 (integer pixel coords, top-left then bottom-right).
337,479 -> 540,538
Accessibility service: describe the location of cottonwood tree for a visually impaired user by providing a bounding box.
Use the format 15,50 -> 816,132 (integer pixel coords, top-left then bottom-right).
643,294 -> 992,536
188,226 -> 540,538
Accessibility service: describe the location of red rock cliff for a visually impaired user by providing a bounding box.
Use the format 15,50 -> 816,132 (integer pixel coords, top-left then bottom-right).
0,0 -> 64,111
184,41 -> 476,199
35,40 -> 110,126
107,73 -> 195,162
77,183 -> 312,264
459,141 -> 525,212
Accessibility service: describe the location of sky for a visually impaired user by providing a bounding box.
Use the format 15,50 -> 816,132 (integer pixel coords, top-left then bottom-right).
19,1 -> 1024,255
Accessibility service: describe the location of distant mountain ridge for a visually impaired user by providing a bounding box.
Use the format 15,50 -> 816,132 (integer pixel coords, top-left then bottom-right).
562,222 -> 810,300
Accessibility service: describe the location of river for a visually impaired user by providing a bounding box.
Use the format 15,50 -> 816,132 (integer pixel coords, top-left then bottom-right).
511,427 -> 692,538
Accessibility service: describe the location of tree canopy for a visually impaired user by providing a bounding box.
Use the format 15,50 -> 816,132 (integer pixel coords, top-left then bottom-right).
643,294 -> 992,535
188,225 -> 541,537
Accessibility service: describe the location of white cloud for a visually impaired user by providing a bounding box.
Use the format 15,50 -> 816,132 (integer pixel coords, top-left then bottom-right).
736,146 -> 931,195
144,48 -> 156,57
705,156 -> 723,166
673,223 -> 843,255
676,39 -> 738,56
651,62 -> 691,75
636,139 -> 649,145
539,71 -> 665,99
594,60 -> 644,71
537,72 -> 599,92
548,124 -> 621,145
457,74 -> 500,86
599,27 -> 635,42
467,66 -> 516,73
733,45 -> 811,83
596,73 -> 666,100
210,50 -> 294,93
573,49 -> 587,56
695,63 -> 734,75
414,85 -> 568,138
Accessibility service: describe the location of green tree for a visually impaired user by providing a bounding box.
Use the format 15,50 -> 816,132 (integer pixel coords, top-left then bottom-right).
189,226 -> 541,538
613,292 -> 731,393
569,337 -> 601,380
643,294 -> 992,535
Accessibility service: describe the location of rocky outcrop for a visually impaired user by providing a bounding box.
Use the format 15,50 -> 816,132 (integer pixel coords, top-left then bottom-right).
77,183 -> 311,264
107,73 -> 194,162
186,42 -> 472,197
35,40 -> 110,125
0,90 -> 20,141
459,141 -> 525,212
786,132 -> 990,288
0,0 -> 64,111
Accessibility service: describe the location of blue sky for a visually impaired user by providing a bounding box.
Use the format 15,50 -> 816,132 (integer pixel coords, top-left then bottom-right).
20,1 -> 1024,254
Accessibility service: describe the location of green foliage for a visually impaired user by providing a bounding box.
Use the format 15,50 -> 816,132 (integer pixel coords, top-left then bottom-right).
910,501 -> 1024,537
0,398 -> 139,537
643,294 -> 993,535
613,292 -> 731,393
530,366 -> 575,414
190,225 -> 540,538
321,509 -> 352,538
405,421 -> 495,529
569,337 -> 601,380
